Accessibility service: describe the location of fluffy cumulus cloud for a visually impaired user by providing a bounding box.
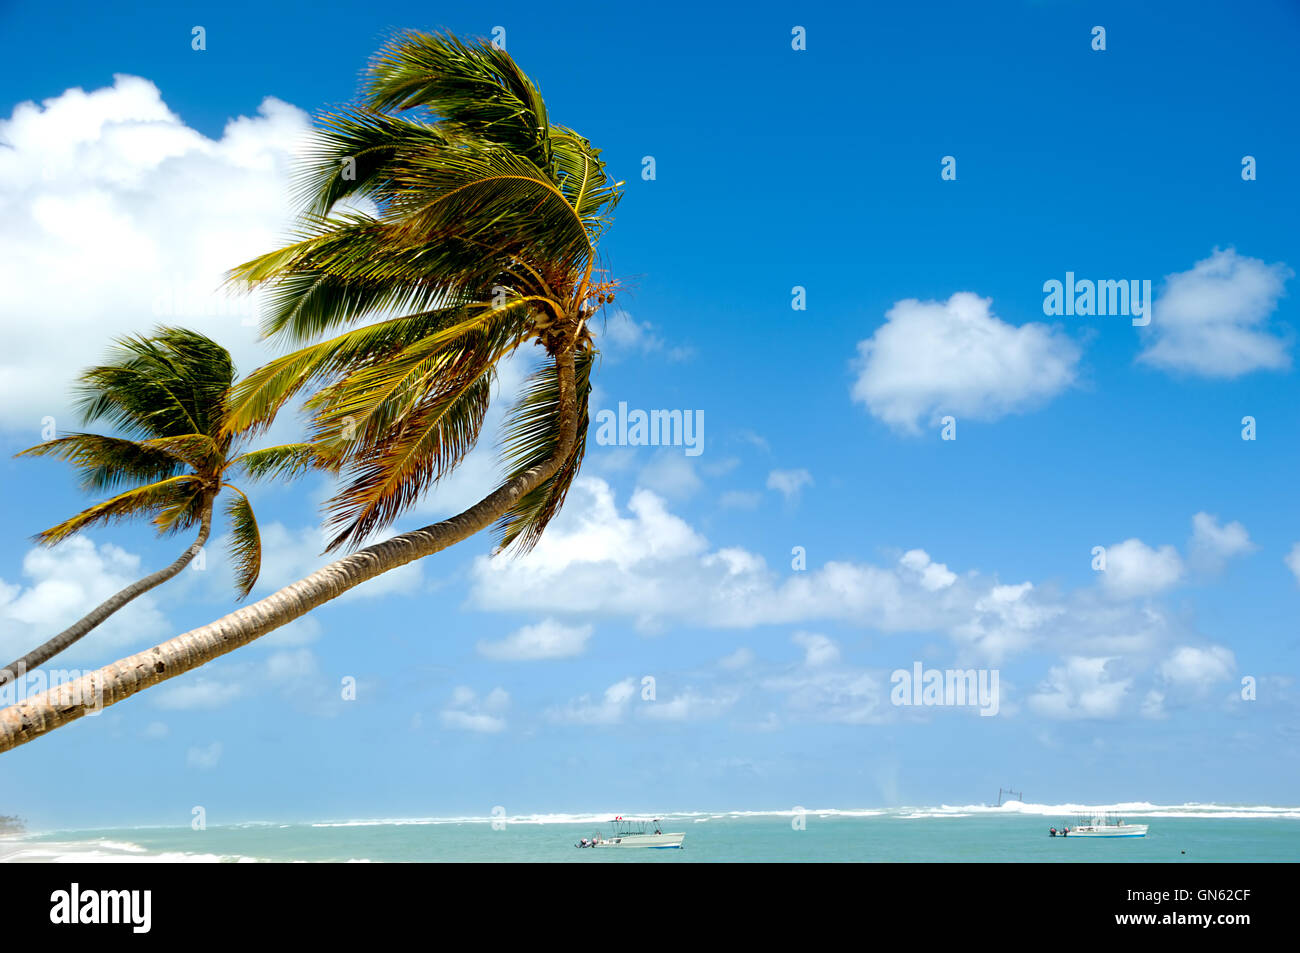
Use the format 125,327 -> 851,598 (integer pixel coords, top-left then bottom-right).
1158,645 -> 1236,688
1098,538 -> 1184,599
1098,513 -> 1254,598
851,292 -> 1080,432
470,477 -> 968,632
0,75 -> 313,430
1188,512 -> 1254,571
1139,248 -> 1293,377
0,536 -> 171,664
792,631 -> 841,667
469,478 -> 1226,682
952,582 -> 1062,662
1028,657 -> 1131,720
476,619 -> 594,661
899,549 -> 957,592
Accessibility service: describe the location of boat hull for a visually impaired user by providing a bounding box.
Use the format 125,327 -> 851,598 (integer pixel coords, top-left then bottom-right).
1065,825 -> 1148,838
592,832 -> 685,849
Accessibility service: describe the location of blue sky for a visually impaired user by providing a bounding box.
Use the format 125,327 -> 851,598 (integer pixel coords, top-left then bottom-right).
0,0 -> 1297,827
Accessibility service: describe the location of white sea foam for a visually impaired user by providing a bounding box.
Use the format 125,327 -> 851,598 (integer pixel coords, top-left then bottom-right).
306,802 -> 1299,827
7,800 -> 1296,862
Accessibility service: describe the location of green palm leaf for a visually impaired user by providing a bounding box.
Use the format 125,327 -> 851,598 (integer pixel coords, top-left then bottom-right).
228,443 -> 331,482
223,487 -> 262,598
365,31 -> 553,171
16,433 -> 187,493
493,350 -> 593,553
32,475 -> 206,545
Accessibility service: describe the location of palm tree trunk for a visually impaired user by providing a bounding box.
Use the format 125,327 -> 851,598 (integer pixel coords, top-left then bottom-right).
0,497 -> 216,688
0,350 -> 578,754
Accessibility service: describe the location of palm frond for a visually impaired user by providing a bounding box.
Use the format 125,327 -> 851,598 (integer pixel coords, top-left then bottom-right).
32,475 -> 205,546
227,443 -> 333,482
74,328 -> 235,441
222,306 -> 490,436
16,433 -> 187,493
321,361 -> 495,551
365,30 -> 553,171
140,433 -> 222,473
493,350 -> 592,553
222,486 -> 262,598
302,293 -> 545,459
294,108 -> 460,217
550,126 -> 623,243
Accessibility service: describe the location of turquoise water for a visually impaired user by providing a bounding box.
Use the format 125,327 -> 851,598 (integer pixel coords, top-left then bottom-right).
4,807 -> 1298,862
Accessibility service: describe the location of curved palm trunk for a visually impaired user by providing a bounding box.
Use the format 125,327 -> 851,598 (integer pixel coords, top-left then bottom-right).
0,498 -> 216,688
0,351 -> 578,754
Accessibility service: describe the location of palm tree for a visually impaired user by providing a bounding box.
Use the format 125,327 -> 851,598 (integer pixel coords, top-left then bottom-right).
0,31 -> 622,751
0,328 -> 318,686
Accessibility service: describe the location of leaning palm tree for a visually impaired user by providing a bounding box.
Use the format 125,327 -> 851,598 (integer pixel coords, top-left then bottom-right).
0,31 -> 622,751
0,328 -> 318,686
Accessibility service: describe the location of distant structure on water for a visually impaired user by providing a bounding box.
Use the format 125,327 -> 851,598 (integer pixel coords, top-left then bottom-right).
994,788 -> 1023,807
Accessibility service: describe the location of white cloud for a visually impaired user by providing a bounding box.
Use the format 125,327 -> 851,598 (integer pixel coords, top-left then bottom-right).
851,292 -> 1079,432
0,536 -> 171,664
792,632 -> 840,667
468,480 -> 1222,686
440,686 -> 509,733
1158,645 -> 1235,688
469,478 -> 1068,658
718,490 -> 762,510
1188,512 -> 1254,571
0,75 -> 313,429
1099,538 -> 1184,599
952,582 -> 1059,662
899,549 -> 957,591
766,468 -> 813,501
547,677 -> 638,725
1284,543 -> 1300,585
1028,657 -> 1130,720
469,478 -> 943,631
1139,248 -> 1293,377
477,619 -> 594,661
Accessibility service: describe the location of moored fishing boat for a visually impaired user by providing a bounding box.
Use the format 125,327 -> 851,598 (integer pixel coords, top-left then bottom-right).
576,817 -> 685,849
1049,812 -> 1148,838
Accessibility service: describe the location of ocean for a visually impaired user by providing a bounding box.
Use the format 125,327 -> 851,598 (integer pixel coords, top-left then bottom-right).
2,803 -> 1297,862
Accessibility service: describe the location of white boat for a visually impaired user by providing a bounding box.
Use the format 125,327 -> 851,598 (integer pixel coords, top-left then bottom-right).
1050,813 -> 1148,838
577,817 -> 685,849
